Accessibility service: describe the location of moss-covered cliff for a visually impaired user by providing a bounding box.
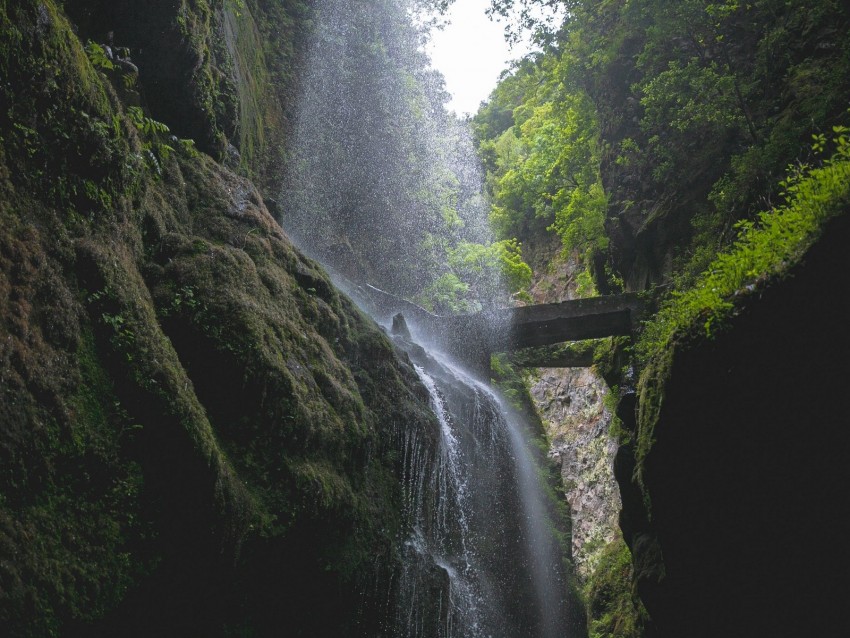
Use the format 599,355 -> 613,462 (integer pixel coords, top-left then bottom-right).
0,1 -> 438,635
611,133 -> 850,636
61,0 -> 306,188
616,210 -> 850,638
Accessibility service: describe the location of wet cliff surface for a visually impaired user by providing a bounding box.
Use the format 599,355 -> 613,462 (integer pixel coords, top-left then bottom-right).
61,0 -> 304,187
530,366 -> 619,579
0,2 -> 440,635
617,212 -> 850,638
520,252 -> 622,581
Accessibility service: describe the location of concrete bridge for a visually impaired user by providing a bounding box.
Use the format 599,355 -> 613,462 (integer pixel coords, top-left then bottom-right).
360,285 -> 645,373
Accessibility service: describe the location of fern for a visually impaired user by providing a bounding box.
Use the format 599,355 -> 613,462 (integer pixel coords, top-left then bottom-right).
636,126 -> 850,363
84,41 -> 115,71
126,106 -> 170,137
125,107 -> 181,176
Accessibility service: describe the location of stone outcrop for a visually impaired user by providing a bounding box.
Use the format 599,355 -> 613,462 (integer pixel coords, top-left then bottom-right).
530,367 -> 621,578
617,212 -> 850,638
519,254 -> 623,581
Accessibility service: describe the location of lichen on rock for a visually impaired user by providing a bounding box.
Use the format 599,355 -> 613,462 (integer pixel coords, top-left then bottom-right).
530,366 -> 621,579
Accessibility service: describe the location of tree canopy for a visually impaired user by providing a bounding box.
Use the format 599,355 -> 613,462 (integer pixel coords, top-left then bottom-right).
471,0 -> 850,291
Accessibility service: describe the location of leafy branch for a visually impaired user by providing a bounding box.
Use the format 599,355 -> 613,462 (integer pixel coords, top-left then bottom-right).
84,41 -> 115,71
125,106 -> 197,175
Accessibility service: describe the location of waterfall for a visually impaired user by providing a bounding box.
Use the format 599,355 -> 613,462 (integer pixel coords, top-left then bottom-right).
277,0 -> 580,635
388,334 -> 572,638
279,0 -> 496,304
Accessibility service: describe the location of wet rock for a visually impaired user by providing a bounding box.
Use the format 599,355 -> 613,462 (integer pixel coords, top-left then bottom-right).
530,366 -> 621,578
391,312 -> 411,339
623,213 -> 850,637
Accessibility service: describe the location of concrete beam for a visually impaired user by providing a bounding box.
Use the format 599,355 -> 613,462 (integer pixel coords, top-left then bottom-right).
359,284 -> 644,367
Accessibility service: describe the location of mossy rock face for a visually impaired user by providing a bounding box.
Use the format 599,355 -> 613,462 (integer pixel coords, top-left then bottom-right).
620,213 -> 850,638
0,2 -> 438,635
584,536 -> 648,638
61,0 -> 303,181
63,0 -> 238,159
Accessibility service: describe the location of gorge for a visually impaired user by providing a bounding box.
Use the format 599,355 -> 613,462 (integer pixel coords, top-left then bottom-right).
1,1 -> 849,637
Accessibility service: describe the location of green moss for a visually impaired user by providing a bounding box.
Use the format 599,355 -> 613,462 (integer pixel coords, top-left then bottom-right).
585,536 -> 648,638
242,0 -> 309,187
490,352 -> 535,412
288,458 -> 356,513
631,125 -> 850,503
0,270 -> 150,634
636,131 -> 850,365
222,5 -> 268,175
591,336 -> 631,384
633,343 -> 674,503
0,1 -> 142,217
509,338 -> 600,369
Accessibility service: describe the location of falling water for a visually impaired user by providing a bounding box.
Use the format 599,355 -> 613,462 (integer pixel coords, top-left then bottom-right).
280,0 -> 495,300
387,332 -> 573,638
278,0 -> 578,635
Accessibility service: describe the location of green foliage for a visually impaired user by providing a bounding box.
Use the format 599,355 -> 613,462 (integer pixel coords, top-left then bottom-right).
448,239 -> 531,293
637,127 -> 850,364
158,284 -> 205,318
467,0 -> 849,292
494,238 -> 534,291
473,47 -> 608,292
638,57 -> 748,183
420,272 -> 473,314
126,105 -> 173,176
84,40 -> 116,71
585,536 -> 648,638
640,60 -> 744,136
574,267 -> 598,298
565,0 -> 849,287
125,106 -> 199,175
126,106 -> 170,138
179,137 -> 200,157
419,239 -> 532,313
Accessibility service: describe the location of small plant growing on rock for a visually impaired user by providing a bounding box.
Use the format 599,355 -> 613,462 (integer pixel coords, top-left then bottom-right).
84,41 -> 115,71
125,106 -> 199,175
125,106 -> 173,176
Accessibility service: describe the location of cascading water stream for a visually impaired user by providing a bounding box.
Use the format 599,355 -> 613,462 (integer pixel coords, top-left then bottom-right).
406,365 -> 486,636
387,330 -> 573,638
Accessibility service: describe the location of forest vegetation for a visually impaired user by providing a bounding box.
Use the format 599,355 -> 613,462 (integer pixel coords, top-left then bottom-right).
1,0 -> 848,636
472,1 -> 849,635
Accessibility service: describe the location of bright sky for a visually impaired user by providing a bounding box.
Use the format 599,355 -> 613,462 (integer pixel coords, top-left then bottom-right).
425,0 -> 533,116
